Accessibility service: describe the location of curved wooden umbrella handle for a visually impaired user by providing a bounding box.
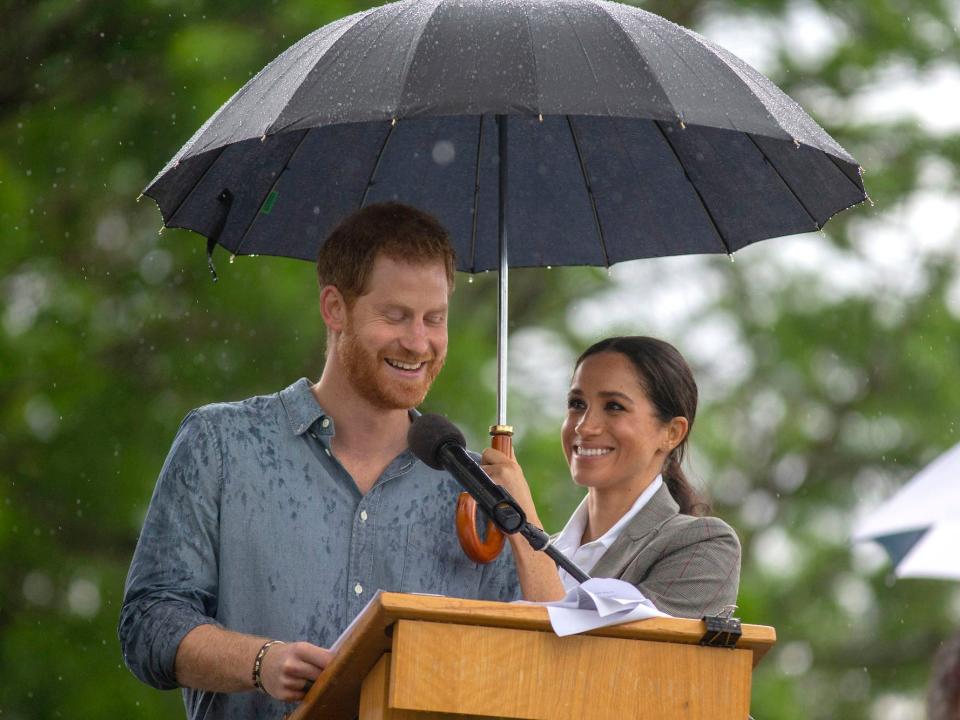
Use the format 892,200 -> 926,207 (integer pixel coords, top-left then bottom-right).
455,425 -> 513,563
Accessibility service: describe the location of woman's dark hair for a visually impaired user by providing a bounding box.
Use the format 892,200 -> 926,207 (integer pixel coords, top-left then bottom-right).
928,631 -> 960,720
576,336 -> 710,516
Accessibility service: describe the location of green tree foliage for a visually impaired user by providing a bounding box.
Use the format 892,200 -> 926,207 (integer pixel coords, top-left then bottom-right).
1,0 -> 958,717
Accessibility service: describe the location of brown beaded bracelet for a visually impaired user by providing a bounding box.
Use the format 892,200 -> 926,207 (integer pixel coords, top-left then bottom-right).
252,639 -> 285,694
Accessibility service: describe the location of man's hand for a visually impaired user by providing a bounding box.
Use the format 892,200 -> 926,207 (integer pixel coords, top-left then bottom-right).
259,641 -> 333,702
175,625 -> 333,701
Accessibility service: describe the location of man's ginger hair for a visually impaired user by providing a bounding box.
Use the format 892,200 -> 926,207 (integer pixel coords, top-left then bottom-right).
316,202 -> 456,305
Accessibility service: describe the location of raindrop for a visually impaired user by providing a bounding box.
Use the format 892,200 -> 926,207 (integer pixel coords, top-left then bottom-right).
67,577 -> 100,618
140,249 -> 173,285
22,571 -> 54,606
25,396 -> 58,440
431,140 -> 455,166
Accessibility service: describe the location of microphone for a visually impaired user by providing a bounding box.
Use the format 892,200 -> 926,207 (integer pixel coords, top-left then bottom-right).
408,413 -> 525,534
408,414 -> 591,583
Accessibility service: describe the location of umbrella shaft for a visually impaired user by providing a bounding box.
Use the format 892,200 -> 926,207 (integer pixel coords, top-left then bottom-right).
497,115 -> 509,427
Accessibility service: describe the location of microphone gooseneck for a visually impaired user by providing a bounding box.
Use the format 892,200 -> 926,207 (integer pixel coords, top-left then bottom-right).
407,414 -> 591,584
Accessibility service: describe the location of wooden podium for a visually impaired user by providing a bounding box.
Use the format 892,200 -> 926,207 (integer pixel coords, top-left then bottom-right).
289,592 -> 776,720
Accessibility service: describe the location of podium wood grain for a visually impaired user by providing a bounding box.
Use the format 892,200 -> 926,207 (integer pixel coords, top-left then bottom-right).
386,620 -> 752,719
289,592 -> 776,720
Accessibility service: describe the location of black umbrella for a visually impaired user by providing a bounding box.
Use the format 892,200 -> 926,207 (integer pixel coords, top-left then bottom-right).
146,0 -> 864,408
144,0 -> 866,559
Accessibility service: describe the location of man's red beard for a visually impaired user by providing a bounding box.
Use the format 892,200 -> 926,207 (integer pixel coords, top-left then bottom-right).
337,324 -> 445,410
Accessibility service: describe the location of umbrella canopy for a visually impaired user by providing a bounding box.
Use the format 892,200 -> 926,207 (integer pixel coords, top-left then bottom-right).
852,442 -> 960,581
145,0 -> 865,271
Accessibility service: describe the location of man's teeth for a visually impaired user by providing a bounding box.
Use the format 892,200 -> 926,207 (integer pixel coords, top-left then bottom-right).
386,359 -> 424,371
576,447 -> 612,457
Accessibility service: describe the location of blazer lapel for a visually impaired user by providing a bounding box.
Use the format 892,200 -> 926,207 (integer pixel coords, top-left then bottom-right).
589,484 -> 680,580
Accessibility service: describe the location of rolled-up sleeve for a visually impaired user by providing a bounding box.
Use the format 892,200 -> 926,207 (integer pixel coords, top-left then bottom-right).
118,409 -> 222,689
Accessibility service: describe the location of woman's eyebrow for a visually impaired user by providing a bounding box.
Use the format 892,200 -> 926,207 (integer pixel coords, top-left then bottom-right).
596,390 -> 634,403
567,388 -> 633,403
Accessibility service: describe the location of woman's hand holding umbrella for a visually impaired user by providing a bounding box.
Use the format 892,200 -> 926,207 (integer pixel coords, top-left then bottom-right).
481,448 -> 566,602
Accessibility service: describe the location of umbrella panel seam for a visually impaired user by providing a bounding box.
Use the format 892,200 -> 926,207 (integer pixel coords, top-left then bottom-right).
652,119 -> 732,255
232,129 -> 312,257
359,121 -> 399,208
744,133 -> 821,230
566,115 -> 611,267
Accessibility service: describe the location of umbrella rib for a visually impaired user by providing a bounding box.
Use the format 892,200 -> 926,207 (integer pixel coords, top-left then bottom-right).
652,120 -> 732,255
566,115 -> 611,267
825,151 -> 868,195
359,120 -> 398,208
160,145 -> 228,228
744,134 -> 821,230
520,3 -> 543,112
468,114 -> 485,273
233,129 -> 311,257
268,8 -> 399,135
394,0 -> 446,112
560,3 -> 613,118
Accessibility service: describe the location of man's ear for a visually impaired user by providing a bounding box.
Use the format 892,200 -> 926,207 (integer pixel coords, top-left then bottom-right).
319,285 -> 348,333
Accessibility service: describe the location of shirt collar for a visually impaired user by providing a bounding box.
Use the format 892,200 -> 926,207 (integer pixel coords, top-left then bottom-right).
278,378 -> 329,436
554,475 -> 664,552
278,378 -> 424,438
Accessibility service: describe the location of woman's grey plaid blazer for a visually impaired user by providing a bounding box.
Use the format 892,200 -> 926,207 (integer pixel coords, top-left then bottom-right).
587,483 -> 741,619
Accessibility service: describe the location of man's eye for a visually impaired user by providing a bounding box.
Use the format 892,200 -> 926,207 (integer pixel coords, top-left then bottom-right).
426,313 -> 446,326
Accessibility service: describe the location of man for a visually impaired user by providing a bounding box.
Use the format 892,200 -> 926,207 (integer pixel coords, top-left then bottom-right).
119,202 -> 518,720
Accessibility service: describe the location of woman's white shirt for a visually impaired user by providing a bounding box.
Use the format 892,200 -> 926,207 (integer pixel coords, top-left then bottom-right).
552,475 -> 664,592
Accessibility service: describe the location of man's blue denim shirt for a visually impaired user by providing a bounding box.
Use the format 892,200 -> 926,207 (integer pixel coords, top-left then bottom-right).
119,379 -> 518,720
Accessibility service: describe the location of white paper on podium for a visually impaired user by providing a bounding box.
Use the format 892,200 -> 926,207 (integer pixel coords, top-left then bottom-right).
524,578 -> 669,637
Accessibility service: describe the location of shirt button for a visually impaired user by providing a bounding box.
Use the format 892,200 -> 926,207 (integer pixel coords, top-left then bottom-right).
321,418 -> 330,429
360,510 -> 368,522
354,583 -> 363,595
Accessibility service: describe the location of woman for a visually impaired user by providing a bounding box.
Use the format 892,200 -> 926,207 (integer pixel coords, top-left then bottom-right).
482,336 -> 740,619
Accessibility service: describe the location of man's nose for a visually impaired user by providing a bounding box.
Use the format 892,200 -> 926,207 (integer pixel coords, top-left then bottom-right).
401,319 -> 430,355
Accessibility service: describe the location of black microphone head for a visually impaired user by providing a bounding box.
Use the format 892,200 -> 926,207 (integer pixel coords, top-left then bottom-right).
408,413 -> 467,470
